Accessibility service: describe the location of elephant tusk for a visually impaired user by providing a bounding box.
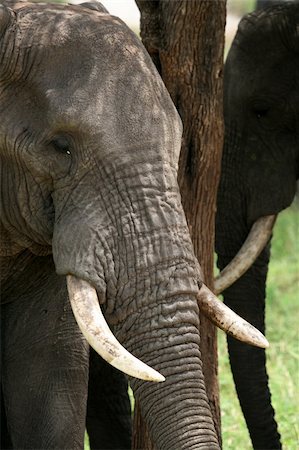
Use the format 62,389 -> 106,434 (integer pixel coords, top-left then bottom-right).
66,275 -> 165,382
214,215 -> 276,295
197,284 -> 269,348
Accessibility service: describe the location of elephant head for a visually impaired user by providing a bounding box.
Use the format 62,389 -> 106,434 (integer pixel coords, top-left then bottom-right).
0,2 -> 267,449
216,4 -> 299,449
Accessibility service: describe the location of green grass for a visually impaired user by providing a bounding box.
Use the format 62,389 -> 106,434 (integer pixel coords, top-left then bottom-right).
218,202 -> 299,449
228,0 -> 256,17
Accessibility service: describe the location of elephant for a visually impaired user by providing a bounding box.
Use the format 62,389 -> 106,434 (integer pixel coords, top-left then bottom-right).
256,0 -> 293,10
0,1 -> 268,449
215,3 -> 299,450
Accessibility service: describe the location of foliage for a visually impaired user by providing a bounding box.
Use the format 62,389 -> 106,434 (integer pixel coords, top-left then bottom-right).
219,202 -> 299,449
228,0 -> 256,16
84,431 -> 90,449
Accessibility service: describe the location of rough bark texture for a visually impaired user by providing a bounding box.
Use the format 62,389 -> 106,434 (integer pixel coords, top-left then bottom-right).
133,1 -> 226,448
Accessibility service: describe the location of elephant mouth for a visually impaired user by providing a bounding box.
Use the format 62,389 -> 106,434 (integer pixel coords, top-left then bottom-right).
66,274 -> 269,383
214,214 -> 276,295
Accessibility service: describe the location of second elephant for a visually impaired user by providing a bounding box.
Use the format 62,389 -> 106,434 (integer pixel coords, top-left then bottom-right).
216,3 -> 299,450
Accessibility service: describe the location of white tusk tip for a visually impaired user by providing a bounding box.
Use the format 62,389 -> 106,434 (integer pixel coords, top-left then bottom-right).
197,284 -> 270,349
150,372 -> 166,383
228,322 -> 270,349
132,363 -> 165,382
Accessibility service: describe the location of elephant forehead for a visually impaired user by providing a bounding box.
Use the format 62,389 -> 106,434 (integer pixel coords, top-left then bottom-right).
234,4 -> 299,58
13,5 -> 178,125
2,4 -> 182,159
43,72 -> 171,139
14,5 -> 148,72
9,4 -> 155,89
15,3 -> 124,40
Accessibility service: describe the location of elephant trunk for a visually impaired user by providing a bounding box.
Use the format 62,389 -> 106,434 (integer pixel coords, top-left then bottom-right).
117,295 -> 220,449
52,171 -> 222,447
52,154 -> 267,446
220,252 -> 281,449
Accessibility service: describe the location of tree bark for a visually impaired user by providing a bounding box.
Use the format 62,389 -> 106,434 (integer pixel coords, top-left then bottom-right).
133,1 -> 226,448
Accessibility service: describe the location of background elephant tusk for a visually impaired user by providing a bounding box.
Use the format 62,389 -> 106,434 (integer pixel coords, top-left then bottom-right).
197,284 -> 269,348
214,215 -> 276,295
66,275 -> 165,382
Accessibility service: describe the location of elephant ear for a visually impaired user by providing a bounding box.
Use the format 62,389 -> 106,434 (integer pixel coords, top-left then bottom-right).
0,4 -> 14,39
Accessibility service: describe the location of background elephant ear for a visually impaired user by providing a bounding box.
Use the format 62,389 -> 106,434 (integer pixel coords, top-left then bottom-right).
79,2 -> 109,14
0,4 -> 14,38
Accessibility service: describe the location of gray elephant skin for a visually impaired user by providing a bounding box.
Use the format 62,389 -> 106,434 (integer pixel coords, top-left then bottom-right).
216,3 -> 299,450
0,1 -> 222,449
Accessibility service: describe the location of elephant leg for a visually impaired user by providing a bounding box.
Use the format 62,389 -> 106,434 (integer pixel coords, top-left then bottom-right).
1,280 -> 89,450
1,387 -> 13,450
86,348 -> 132,450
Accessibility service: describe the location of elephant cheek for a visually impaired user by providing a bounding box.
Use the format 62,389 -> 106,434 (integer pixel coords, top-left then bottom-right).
246,174 -> 297,224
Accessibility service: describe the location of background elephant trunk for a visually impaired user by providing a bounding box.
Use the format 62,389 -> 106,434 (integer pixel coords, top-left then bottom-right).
216,209 -> 281,449
116,295 -> 220,449
222,257 -> 281,449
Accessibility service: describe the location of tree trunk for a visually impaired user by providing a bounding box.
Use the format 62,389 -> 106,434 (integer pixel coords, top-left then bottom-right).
133,1 -> 226,448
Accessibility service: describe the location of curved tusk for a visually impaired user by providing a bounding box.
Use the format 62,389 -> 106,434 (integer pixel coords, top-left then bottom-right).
214,215 -> 276,295
197,284 -> 269,348
66,275 -> 165,383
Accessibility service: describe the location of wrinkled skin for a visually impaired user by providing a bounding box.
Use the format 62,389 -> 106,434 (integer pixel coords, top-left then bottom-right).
0,2 -> 220,449
216,4 -> 299,449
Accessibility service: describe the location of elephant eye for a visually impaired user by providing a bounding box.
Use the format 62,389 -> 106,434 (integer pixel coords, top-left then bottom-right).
253,108 -> 269,119
51,136 -> 71,156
